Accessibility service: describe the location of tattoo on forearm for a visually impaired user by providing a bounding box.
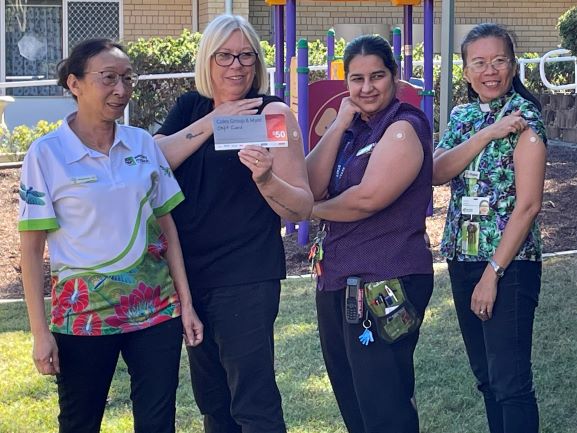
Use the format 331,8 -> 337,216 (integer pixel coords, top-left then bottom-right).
185,131 -> 203,140
267,195 -> 300,216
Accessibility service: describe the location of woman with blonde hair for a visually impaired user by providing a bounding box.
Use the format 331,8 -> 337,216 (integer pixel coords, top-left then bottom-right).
155,14 -> 312,433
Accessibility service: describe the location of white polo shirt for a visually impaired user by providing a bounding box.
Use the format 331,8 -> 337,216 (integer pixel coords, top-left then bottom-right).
19,113 -> 185,335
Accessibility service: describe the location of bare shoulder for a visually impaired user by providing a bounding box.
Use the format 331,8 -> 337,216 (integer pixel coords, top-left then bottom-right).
261,101 -> 291,115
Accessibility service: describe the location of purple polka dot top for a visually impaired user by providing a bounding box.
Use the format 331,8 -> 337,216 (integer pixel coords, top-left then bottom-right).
317,99 -> 433,291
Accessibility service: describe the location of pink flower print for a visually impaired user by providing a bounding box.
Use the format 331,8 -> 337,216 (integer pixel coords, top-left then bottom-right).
147,233 -> 168,260
104,282 -> 169,332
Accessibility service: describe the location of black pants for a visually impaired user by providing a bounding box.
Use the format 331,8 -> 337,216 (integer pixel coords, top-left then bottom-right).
54,317 -> 183,433
187,280 -> 286,433
316,274 -> 433,433
448,260 -> 541,433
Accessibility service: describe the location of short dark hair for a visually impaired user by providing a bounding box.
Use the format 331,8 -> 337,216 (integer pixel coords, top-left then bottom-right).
343,34 -> 397,79
461,23 -> 541,110
57,39 -> 126,97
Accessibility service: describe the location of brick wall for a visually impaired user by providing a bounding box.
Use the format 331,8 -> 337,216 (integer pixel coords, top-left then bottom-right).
198,0 -> 251,31
122,0 -> 574,55
123,0 -> 193,40
123,0 -> 254,41
249,0 -> 575,56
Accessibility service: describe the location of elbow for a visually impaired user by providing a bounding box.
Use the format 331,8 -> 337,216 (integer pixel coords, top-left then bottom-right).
355,196 -> 384,218
526,201 -> 543,219
293,192 -> 314,222
515,200 -> 542,220
432,162 -> 450,186
432,173 -> 448,186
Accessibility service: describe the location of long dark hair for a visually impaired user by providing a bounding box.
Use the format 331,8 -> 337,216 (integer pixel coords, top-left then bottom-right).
343,34 -> 397,79
57,39 -> 126,100
461,23 -> 541,111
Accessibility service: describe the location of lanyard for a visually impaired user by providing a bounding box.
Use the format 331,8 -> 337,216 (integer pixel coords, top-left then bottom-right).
334,135 -> 356,183
467,95 -> 515,173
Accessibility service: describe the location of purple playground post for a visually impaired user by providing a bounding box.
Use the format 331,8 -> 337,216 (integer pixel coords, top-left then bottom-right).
327,28 -> 335,79
284,0 -> 297,234
274,5 -> 285,98
423,0 -> 435,217
403,5 -> 413,81
284,0 -> 296,105
393,27 -> 402,77
297,38 -> 310,246
422,0 -> 434,129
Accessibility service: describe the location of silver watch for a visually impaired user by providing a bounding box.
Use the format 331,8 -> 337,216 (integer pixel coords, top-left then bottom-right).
489,258 -> 505,278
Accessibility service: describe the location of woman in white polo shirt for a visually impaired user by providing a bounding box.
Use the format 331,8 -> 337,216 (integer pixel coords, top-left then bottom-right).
18,39 -> 203,433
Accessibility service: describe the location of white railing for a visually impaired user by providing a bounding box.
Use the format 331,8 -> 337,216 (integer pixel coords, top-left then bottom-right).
538,49 -> 577,93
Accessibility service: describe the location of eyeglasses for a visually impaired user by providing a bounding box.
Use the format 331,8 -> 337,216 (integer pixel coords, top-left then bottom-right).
86,71 -> 139,88
466,57 -> 512,73
213,51 -> 258,67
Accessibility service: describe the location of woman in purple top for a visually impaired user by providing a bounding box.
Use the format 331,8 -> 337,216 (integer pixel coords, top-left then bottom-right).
306,34 -> 433,433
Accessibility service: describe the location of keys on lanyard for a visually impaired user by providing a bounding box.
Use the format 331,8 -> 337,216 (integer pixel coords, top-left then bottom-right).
308,225 -> 327,276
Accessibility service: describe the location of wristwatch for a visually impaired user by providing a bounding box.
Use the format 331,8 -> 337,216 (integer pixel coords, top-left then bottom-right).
489,258 -> 506,278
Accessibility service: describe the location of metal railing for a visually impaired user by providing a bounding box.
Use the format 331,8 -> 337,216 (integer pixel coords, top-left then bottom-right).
538,49 -> 577,93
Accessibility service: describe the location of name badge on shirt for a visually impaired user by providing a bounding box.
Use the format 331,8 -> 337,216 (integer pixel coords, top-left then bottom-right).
461,196 -> 490,216
356,143 -> 376,156
71,175 -> 98,184
464,170 -> 480,180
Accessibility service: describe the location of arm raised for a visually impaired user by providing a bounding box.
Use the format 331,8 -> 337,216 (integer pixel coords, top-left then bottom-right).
237,102 -> 313,222
433,110 -> 528,185
306,97 -> 361,200
312,120 -> 423,222
155,97 -> 264,170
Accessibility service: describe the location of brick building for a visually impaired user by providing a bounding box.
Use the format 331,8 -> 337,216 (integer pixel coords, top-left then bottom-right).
1,0 -> 574,92
122,0 -> 574,55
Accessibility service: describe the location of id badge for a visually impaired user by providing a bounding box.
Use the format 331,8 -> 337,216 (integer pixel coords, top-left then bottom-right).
461,196 -> 490,216
464,170 -> 480,179
461,221 -> 480,256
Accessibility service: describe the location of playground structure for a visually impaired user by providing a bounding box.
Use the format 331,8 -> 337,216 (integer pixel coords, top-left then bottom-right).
265,0 -> 436,245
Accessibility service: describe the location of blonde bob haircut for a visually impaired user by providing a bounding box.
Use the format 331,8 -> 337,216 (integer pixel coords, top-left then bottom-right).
195,14 -> 269,98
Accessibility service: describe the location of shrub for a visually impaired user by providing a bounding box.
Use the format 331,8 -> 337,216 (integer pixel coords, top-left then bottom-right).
552,7 -> 577,88
558,6 -> 577,55
126,31 -> 346,130
127,30 -> 201,131
0,120 -> 61,157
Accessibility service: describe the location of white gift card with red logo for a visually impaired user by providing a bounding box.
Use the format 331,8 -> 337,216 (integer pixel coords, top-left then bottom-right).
213,114 -> 288,150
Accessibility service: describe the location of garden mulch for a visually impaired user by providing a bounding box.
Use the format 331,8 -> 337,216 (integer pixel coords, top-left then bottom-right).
1,142 -> 576,299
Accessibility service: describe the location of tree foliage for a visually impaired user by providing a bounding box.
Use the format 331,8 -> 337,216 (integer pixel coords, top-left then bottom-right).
558,6 -> 577,55
125,31 -> 345,130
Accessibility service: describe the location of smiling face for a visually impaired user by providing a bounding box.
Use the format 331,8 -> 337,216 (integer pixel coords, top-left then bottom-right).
463,36 -> 516,103
346,54 -> 397,117
210,29 -> 256,105
68,47 -> 133,123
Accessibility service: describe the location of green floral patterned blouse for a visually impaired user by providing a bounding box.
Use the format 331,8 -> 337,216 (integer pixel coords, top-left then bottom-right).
436,89 -> 547,261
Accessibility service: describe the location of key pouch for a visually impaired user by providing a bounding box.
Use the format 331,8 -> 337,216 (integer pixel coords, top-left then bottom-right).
364,279 -> 421,344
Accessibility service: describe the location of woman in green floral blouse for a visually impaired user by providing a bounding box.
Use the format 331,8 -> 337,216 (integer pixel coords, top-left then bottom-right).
433,23 -> 546,433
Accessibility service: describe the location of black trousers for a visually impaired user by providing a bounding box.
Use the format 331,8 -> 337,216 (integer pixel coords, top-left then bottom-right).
187,280 -> 286,433
316,274 -> 433,433
448,260 -> 541,433
54,317 -> 183,433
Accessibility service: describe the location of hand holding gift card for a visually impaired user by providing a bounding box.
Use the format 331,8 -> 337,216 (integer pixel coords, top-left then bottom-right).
213,114 -> 288,150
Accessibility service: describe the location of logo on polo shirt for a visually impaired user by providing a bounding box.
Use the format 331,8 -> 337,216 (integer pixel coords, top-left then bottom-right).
124,154 -> 150,166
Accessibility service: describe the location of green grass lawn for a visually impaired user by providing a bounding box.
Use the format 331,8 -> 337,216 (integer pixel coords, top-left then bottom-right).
1,256 -> 576,433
